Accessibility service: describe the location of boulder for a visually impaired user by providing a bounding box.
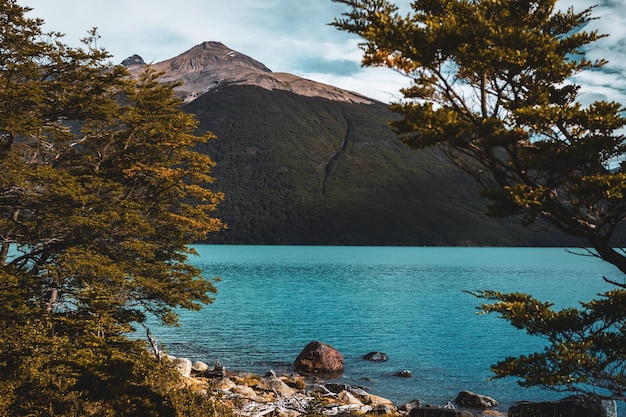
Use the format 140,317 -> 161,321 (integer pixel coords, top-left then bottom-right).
367,394 -> 396,407
293,341 -> 344,374
508,396 -> 617,417
232,384 -> 258,397
394,370 -> 413,378
454,391 -> 498,409
255,372 -> 297,396
214,378 -> 237,390
338,390 -> 364,406
363,351 -> 389,361
192,361 -> 209,373
399,399 -> 423,412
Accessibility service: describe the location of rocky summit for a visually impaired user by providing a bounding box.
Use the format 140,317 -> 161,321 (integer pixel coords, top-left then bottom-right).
123,41 -> 373,104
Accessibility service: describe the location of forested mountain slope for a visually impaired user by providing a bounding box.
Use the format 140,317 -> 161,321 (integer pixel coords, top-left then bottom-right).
184,84 -> 580,246
123,41 -> 583,245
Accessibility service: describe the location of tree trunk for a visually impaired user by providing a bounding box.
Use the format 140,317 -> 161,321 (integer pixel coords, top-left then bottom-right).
590,235 -> 626,277
0,241 -> 8,267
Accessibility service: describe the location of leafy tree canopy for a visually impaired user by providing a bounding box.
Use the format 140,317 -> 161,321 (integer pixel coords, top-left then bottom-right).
0,0 -> 224,414
334,0 -> 626,401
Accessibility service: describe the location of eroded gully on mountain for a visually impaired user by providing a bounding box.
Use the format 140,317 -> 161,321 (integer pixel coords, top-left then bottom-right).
321,114 -> 352,195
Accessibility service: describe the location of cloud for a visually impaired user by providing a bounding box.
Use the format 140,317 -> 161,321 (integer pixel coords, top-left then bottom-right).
297,67 -> 411,103
557,0 -> 626,104
23,0 -> 626,105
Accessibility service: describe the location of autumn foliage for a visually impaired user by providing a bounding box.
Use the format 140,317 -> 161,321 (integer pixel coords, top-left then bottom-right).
0,1 -> 226,415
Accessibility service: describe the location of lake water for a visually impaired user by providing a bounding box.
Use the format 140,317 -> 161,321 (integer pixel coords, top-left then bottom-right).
151,245 -> 622,411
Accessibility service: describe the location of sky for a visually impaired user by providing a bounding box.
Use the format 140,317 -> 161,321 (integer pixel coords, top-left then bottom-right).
23,0 -> 626,105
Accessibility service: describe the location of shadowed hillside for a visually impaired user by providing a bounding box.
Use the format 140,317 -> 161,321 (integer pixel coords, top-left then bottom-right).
185,84 -> 581,246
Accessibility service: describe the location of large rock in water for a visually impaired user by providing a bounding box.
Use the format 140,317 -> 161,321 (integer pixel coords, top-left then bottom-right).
293,341 -> 344,374
508,396 -> 617,417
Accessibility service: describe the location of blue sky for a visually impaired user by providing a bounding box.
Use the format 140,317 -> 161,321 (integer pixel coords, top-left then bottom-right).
24,0 -> 626,105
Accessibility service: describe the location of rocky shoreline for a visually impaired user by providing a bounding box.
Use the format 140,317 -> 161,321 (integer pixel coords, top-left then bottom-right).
175,360 -> 505,417
166,341 -> 617,417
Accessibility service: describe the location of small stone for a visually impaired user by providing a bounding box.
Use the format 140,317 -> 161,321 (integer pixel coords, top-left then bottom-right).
393,370 -> 413,378
371,404 -> 395,415
205,361 -> 227,378
363,352 -> 389,361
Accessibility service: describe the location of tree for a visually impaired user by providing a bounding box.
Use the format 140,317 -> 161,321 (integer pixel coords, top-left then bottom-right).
0,1 -> 225,414
333,0 -> 626,401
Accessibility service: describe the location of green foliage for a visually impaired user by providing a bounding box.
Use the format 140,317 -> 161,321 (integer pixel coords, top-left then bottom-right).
334,0 -> 626,400
0,1 -> 225,414
472,288 -> 626,399
0,324 -> 232,416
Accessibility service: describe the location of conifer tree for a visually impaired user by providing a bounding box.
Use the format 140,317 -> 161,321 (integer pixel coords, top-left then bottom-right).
334,0 -> 626,401
0,1 -> 225,414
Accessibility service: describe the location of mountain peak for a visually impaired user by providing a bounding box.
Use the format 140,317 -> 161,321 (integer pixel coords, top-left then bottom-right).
126,41 -> 374,104
121,54 -> 146,67
165,41 -> 272,74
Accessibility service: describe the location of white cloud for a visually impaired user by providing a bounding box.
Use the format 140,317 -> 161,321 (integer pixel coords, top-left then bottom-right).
296,67 -> 411,103
23,0 -> 626,105
557,0 -> 626,104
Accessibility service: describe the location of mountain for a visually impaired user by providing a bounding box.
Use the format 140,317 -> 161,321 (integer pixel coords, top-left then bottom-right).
123,42 -> 582,246
124,41 -> 372,104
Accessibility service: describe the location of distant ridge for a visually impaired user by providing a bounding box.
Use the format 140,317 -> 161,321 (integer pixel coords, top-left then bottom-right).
123,41 -> 374,104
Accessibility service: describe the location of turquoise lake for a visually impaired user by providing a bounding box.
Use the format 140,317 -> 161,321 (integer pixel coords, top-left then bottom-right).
151,245 -> 622,411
